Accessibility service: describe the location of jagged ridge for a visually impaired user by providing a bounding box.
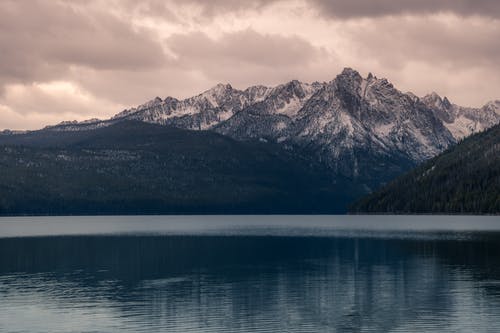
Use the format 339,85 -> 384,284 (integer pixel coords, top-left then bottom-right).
36,68 -> 500,192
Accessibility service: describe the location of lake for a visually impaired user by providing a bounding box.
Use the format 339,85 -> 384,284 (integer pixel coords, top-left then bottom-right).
1,215 -> 500,332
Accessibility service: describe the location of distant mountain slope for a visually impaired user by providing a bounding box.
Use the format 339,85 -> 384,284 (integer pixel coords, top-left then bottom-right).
422,93 -> 500,139
350,124 -> 500,214
34,68 -> 500,194
0,121 -> 361,215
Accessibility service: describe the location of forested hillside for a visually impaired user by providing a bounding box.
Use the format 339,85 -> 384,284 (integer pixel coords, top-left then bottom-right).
0,121 -> 361,215
350,124 -> 500,214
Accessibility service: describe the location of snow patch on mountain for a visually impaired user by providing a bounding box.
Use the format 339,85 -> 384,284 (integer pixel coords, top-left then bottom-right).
375,123 -> 394,136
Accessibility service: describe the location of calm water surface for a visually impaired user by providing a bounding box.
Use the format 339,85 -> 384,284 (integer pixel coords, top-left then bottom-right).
0,215 -> 500,332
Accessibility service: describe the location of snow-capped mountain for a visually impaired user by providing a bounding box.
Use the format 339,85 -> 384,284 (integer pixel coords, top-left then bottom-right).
48,68 -> 500,145
218,69 -> 454,157
214,69 -> 460,184
111,83 -> 271,130
422,92 -> 500,139
108,80 -> 322,131
42,68 -> 500,187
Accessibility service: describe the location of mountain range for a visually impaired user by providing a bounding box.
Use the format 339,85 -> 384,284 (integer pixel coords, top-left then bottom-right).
1,68 -> 499,214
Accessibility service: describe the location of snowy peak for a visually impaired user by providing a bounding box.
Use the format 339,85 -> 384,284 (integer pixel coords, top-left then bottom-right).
422,92 -> 452,110
138,96 -> 164,110
421,92 -> 500,139
338,67 -> 363,82
331,69 -> 404,112
443,97 -> 452,109
211,83 -> 233,94
243,85 -> 272,103
483,100 -> 500,115
422,92 -> 440,106
292,70 -> 454,163
199,83 -> 234,107
333,68 -> 363,95
405,92 -> 420,103
262,80 -> 322,117
279,80 -> 308,97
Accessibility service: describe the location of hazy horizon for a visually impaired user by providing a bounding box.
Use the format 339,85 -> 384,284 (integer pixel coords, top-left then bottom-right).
1,0 -> 500,130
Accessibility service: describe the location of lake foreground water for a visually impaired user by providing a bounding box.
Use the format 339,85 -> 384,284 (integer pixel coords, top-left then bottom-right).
1,215 -> 500,332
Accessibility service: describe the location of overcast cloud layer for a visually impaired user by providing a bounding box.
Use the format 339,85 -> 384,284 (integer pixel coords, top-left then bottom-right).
1,0 -> 499,129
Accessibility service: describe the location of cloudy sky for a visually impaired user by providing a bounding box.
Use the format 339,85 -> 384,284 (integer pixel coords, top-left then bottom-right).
1,0 -> 499,130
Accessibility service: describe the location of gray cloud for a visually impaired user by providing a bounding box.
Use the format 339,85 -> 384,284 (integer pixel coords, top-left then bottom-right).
165,29 -> 337,87
66,29 -> 338,110
73,67 -> 214,106
178,0 -> 275,16
122,0 -> 500,19
345,17 -> 500,70
0,0 -> 166,86
309,0 -> 500,19
167,29 -> 325,68
125,0 -> 277,18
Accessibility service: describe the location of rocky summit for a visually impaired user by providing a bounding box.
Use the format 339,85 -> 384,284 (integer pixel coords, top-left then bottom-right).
40,68 -> 500,193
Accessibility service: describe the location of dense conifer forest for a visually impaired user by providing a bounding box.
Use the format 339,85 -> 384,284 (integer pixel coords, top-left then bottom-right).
0,121 -> 360,215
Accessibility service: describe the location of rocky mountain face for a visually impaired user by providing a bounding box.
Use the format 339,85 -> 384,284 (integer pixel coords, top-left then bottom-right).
421,92 -> 500,139
107,80 -> 323,132
216,70 -> 457,179
38,68 -> 500,192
